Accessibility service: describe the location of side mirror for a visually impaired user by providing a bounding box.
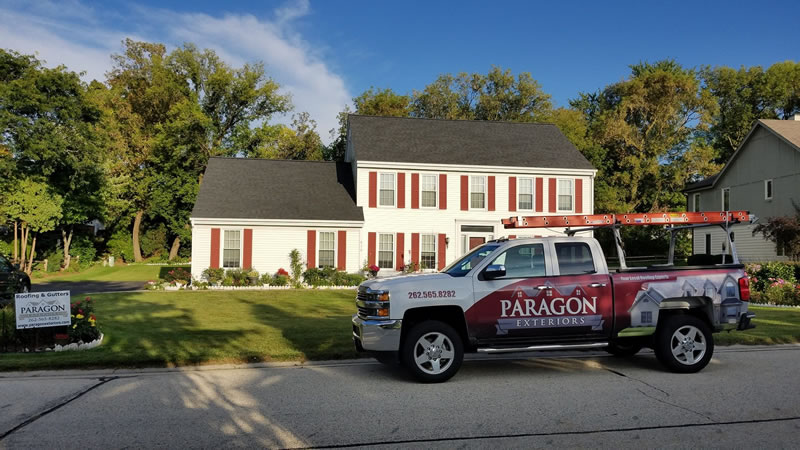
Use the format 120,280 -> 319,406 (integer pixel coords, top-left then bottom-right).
483,264 -> 506,280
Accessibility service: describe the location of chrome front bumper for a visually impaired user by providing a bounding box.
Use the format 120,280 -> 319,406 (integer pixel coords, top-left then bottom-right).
352,315 -> 402,352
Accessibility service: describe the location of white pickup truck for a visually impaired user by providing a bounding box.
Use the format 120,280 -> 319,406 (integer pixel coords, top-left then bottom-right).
352,232 -> 754,382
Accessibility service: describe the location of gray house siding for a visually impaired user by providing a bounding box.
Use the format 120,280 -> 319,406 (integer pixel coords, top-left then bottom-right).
688,124 -> 800,262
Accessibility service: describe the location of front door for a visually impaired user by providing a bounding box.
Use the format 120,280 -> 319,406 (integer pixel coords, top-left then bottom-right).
469,237 -> 485,250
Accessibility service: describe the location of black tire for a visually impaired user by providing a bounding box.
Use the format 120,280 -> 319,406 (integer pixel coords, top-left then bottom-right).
604,339 -> 643,357
401,320 -> 464,383
654,314 -> 714,373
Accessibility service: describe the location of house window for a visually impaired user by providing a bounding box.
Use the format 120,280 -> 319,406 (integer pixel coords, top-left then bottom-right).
722,188 -> 730,211
765,179 -> 773,200
470,176 -> 486,209
518,178 -> 534,210
641,311 -> 652,324
421,234 -> 436,269
421,174 -> 437,208
557,179 -> 574,212
693,193 -> 700,212
379,173 -> 395,206
222,230 -> 241,268
705,234 -> 711,255
378,233 -> 394,269
318,232 -> 335,267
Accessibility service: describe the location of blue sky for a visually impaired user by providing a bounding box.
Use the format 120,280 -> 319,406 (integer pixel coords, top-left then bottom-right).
1,0 -> 797,142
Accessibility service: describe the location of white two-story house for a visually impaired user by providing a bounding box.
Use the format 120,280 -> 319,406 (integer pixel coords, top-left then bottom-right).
190,115 -> 597,278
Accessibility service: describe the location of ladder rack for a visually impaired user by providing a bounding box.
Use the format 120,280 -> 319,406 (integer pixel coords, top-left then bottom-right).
500,211 -> 754,269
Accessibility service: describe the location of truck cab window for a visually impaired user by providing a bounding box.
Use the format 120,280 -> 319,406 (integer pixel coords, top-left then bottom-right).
555,242 -> 595,275
488,244 -> 546,278
443,244 -> 500,278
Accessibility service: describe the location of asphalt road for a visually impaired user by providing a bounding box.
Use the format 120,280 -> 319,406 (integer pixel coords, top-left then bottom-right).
1,345 -> 799,449
31,280 -> 144,295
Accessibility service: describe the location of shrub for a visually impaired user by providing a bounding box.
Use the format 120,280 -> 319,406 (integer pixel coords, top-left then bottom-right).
69,297 -> 100,343
164,267 -> 192,284
747,262 -> 797,292
331,271 -> 365,286
141,224 -> 168,259
0,239 -> 12,259
107,229 -> 134,262
289,249 -> 303,288
271,274 -> 289,286
70,235 -> 97,269
222,268 -> 249,286
303,267 -> 365,287
44,248 -> 64,273
202,267 -> 225,284
757,283 -> 800,306
260,273 -> 274,286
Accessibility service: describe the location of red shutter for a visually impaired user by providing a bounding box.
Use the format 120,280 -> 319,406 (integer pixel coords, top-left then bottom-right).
307,230 -> 316,268
460,175 -> 469,210
368,171 -> 377,208
411,233 -> 420,268
535,177 -> 544,212
368,232 -> 376,266
210,228 -> 220,269
508,177 -> 517,212
243,228 -> 253,269
548,178 -> 557,213
337,230 -> 347,271
411,173 -> 420,209
437,234 -> 447,270
397,173 -> 406,208
508,235 -> 517,239
488,176 -> 496,211
439,174 -> 447,209
396,233 -> 405,270
575,179 -> 583,214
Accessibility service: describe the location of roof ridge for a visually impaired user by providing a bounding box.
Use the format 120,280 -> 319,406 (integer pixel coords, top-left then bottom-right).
348,114 -> 557,127
209,157 -> 339,164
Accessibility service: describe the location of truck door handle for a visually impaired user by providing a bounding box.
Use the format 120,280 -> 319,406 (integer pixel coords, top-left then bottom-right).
589,283 -> 607,288
536,285 -> 549,290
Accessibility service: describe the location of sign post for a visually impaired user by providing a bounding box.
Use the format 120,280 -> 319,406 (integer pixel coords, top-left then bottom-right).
15,291 -> 71,329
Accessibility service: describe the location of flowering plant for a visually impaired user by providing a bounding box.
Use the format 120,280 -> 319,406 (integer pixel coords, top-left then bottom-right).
276,268 -> 290,277
69,297 -> 100,343
164,267 -> 192,284
369,264 -> 380,272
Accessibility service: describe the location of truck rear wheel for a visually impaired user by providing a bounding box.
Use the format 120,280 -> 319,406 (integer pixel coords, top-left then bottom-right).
654,314 -> 714,373
401,320 -> 463,383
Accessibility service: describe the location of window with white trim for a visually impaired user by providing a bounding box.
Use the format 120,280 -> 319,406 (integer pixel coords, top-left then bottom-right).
378,233 -> 394,269
557,179 -> 574,212
222,230 -> 241,268
421,234 -> 437,269
722,187 -> 730,211
518,177 -> 534,210
318,231 -> 335,267
379,173 -> 395,206
693,193 -> 700,212
470,176 -> 486,209
421,174 -> 437,208
765,179 -> 773,200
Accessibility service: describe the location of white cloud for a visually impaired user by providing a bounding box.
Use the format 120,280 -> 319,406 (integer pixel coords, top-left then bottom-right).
0,0 -> 350,143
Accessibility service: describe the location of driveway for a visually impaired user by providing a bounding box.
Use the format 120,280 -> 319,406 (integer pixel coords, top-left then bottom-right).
1,345 -> 799,448
31,280 -> 145,295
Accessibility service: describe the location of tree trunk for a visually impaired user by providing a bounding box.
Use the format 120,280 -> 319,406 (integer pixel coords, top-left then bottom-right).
26,234 -> 36,275
133,210 -> 144,262
19,224 -> 28,273
62,227 -> 74,270
13,221 -> 17,264
168,236 -> 180,261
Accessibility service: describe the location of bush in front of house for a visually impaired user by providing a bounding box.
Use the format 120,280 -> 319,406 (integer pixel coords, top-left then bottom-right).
752,283 -> 800,306
303,267 -> 365,287
69,297 -> 100,343
746,262 -> 797,292
202,267 -> 225,285
164,267 -> 192,284
271,269 -> 289,286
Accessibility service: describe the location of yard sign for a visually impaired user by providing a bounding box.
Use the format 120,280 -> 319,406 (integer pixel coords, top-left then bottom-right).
15,291 -> 71,329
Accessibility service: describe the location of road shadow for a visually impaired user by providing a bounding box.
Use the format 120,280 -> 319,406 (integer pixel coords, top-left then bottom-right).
32,281 -> 145,295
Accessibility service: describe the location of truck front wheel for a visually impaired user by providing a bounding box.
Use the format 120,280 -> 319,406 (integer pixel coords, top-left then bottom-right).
654,314 -> 714,373
401,321 -> 464,383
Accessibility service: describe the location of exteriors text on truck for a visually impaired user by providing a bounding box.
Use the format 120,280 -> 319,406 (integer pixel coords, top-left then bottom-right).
352,211 -> 756,382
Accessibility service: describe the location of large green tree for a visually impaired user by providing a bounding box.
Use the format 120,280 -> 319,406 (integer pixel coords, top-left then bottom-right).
2,179 -> 63,274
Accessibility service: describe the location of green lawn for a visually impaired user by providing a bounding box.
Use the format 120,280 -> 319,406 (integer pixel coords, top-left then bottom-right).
1,292 -> 797,371
0,289 -> 360,371
34,264 -> 190,283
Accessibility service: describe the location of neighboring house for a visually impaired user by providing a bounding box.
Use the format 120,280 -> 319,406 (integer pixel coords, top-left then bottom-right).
684,116 -> 800,262
190,115 -> 596,279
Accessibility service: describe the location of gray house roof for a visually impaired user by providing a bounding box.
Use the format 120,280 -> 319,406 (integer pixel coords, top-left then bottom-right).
192,158 -> 363,222
684,119 -> 800,192
348,115 -> 595,170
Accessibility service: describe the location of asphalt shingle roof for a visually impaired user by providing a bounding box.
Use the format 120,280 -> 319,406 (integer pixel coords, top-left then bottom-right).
348,115 -> 595,170
192,158 -> 363,221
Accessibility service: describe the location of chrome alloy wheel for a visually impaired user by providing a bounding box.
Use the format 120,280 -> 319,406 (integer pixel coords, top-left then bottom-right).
413,332 -> 455,375
670,325 -> 707,365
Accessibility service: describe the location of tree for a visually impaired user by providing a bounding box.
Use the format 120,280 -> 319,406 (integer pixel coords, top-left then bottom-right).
246,112 -> 323,160
764,61 -> 800,120
3,179 -> 62,274
753,204 -> 800,261
573,60 -> 719,213
353,87 -> 411,117
0,49 -> 105,269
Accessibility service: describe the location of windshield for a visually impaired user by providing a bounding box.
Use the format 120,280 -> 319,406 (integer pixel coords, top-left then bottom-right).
443,244 -> 501,277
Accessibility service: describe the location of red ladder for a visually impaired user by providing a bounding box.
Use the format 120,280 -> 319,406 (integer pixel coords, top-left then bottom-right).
502,211 -> 751,229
